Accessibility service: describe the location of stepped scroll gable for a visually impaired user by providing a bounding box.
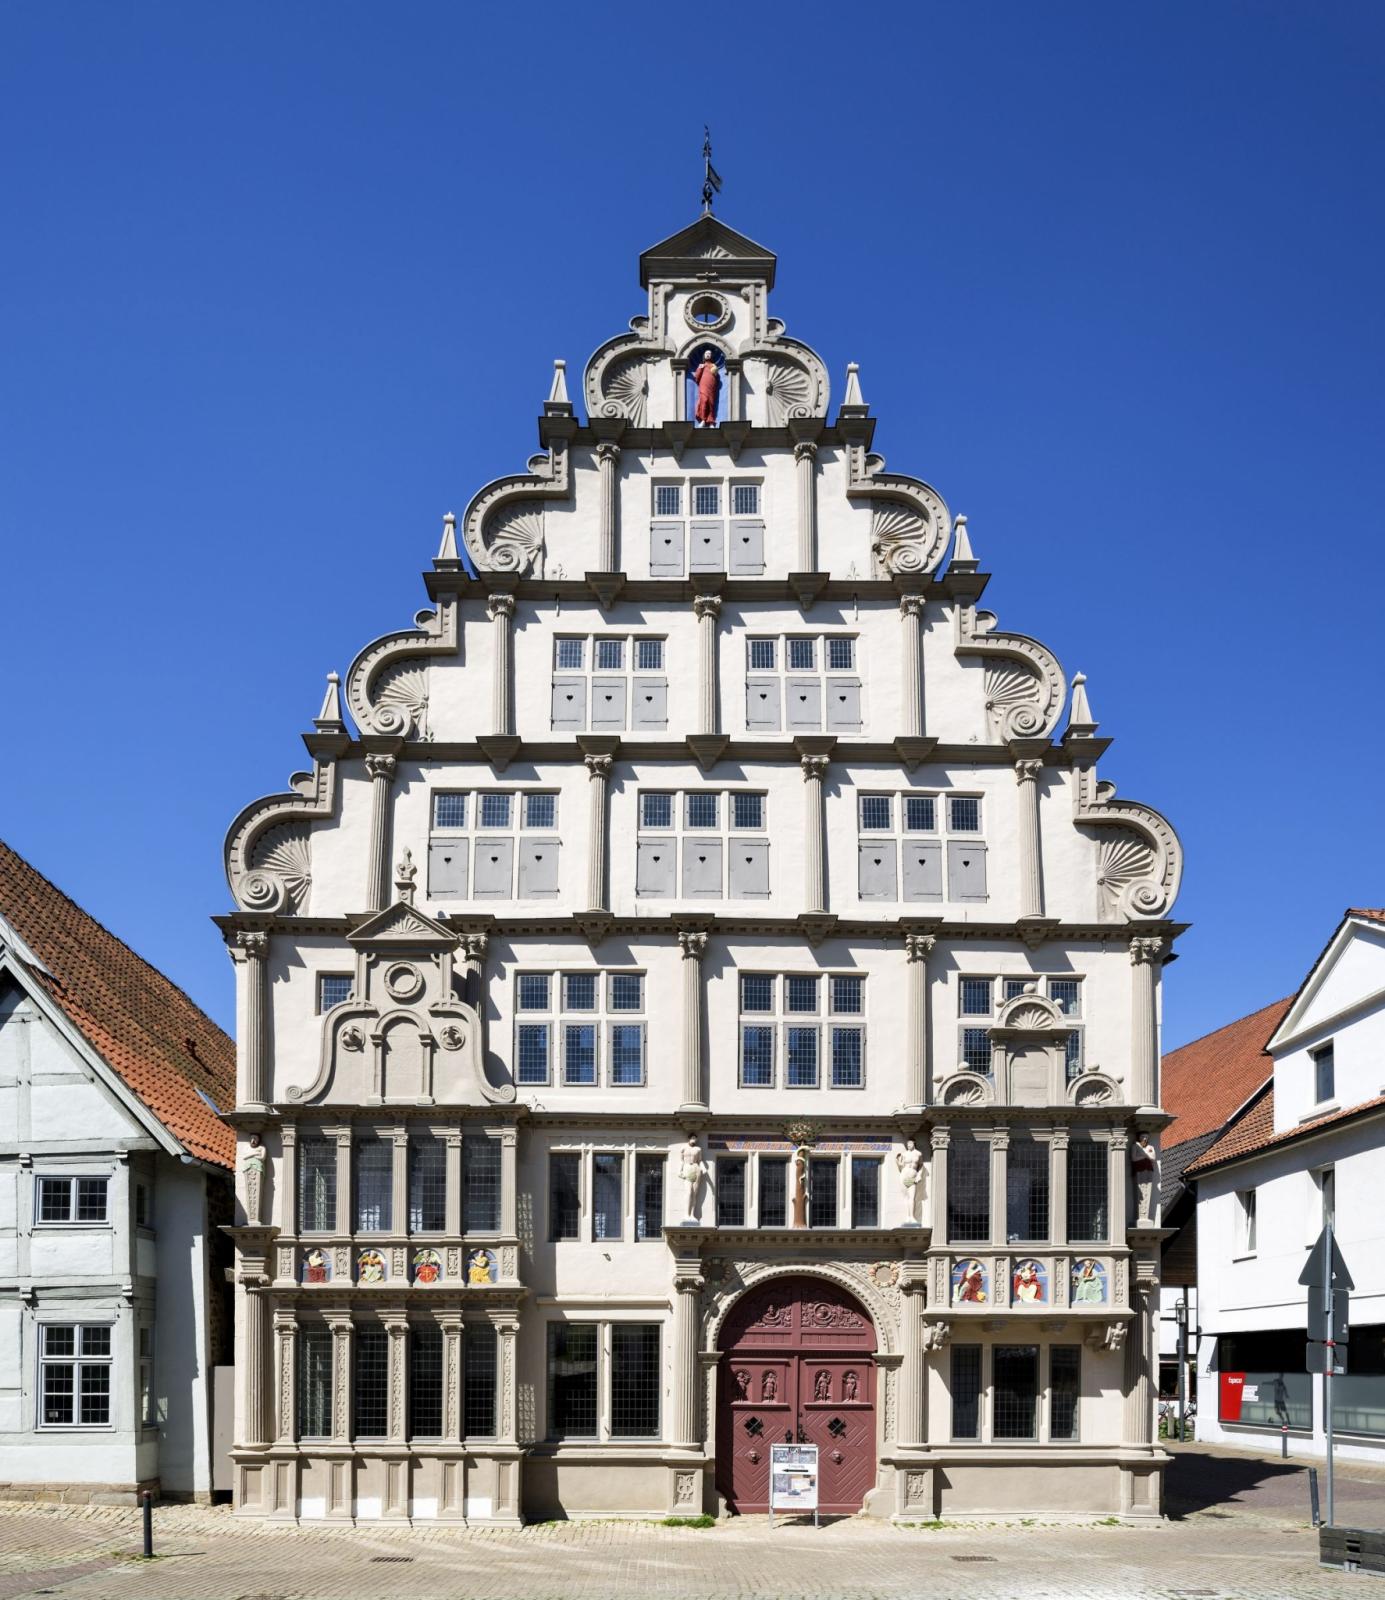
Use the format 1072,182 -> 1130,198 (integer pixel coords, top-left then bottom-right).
220,213 -> 1185,1525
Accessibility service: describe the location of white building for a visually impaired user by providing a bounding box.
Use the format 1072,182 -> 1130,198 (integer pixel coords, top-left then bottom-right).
1192,909 -> 1385,1462
222,212 -> 1186,1523
0,840 -> 237,1502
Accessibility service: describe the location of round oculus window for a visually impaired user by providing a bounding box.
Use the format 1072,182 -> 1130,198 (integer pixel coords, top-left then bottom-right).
684,292 -> 732,334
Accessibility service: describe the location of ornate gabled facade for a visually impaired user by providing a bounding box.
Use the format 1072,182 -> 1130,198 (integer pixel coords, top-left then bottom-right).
220,212 -> 1184,1525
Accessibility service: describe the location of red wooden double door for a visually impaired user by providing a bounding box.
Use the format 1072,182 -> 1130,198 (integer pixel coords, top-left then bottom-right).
715,1275 -> 877,1515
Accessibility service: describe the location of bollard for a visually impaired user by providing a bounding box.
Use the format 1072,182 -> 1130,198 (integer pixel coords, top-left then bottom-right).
1308,1466 -> 1321,1528
1282,1424 -> 1289,1459
142,1488 -> 153,1558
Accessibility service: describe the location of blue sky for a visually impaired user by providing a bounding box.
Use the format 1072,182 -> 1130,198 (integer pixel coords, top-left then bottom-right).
2,4 -> 1381,1049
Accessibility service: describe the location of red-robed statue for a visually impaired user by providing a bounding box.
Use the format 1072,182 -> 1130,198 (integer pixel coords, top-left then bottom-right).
692,348 -> 721,426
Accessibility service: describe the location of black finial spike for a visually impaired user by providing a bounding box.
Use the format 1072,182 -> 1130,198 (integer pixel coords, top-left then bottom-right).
702,126 -> 722,214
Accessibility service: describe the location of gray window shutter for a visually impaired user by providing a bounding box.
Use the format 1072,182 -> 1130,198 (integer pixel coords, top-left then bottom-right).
650,520 -> 685,577
857,840 -> 898,901
786,678 -> 822,730
631,676 -> 668,729
745,677 -> 781,732
948,839 -> 988,901
591,676 -> 627,730
825,677 -> 862,731
729,838 -> 770,899
729,518 -> 765,574
551,676 -> 587,730
427,839 -> 469,899
682,836 -> 724,898
474,837 -> 515,898
902,839 -> 943,902
689,520 -> 725,572
518,838 -> 560,898
636,838 -> 675,898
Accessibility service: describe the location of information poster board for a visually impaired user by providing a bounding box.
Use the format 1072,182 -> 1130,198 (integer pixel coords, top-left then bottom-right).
769,1443 -> 819,1522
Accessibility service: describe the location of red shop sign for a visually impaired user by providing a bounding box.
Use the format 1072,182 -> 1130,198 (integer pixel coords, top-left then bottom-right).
1219,1371 -> 1246,1422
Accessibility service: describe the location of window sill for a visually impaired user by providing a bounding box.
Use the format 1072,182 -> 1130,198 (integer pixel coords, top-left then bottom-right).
1231,1252 -> 1258,1263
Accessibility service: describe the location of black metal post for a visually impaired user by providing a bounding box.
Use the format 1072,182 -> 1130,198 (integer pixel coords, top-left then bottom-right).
141,1488 -> 153,1558
1282,1424 -> 1289,1459
1308,1466 -> 1321,1528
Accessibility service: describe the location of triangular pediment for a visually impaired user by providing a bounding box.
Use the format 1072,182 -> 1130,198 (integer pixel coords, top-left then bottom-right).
1268,914 -> 1385,1051
640,215 -> 777,288
348,901 -> 458,948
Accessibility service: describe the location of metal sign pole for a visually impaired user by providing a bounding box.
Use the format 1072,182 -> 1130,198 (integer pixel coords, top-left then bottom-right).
1324,1223 -> 1335,1528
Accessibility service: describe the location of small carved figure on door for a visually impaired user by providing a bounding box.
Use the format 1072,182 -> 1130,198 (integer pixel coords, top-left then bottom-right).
734,1368 -> 750,1400
761,1370 -> 777,1401
814,1369 -> 831,1401
843,1370 -> 859,1401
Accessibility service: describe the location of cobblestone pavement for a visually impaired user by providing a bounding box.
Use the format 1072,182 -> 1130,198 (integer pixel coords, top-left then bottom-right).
0,1445 -> 1381,1599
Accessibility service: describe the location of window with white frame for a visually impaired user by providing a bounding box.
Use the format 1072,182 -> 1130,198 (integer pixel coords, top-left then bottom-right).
955,975 -> 1083,1078
35,1176 -> 109,1226
636,788 -> 770,900
737,972 -> 867,1090
550,634 -> 669,732
39,1324 -> 113,1427
514,971 -> 647,1088
547,1148 -> 668,1243
744,632 -> 862,733
546,1320 -> 661,1441
648,476 -> 764,577
427,788 -> 562,901
857,790 -> 987,902
1236,1188 -> 1258,1254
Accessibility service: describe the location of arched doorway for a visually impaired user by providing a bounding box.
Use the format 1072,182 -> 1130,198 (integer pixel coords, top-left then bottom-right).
715,1274 -> 877,1515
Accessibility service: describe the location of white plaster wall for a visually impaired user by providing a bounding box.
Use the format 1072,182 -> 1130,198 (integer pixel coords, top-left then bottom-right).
1270,940 -> 1385,1132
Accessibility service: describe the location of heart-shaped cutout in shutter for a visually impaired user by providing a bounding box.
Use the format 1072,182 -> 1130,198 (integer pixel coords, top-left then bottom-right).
873,857 -> 882,866
698,855 -> 707,864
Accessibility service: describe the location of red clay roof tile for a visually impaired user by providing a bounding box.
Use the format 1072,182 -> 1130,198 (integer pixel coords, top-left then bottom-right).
1187,1088 -> 1385,1174
0,839 -> 235,1168
1161,996 -> 1290,1147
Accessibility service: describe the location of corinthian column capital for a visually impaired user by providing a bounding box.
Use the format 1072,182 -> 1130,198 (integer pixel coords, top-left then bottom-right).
486,593 -> 516,622
365,753 -> 397,783
693,595 -> 722,622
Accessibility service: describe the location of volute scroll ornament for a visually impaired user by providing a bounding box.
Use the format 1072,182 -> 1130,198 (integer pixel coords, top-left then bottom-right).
1075,766 -> 1183,921
845,444 -> 952,577
461,438 -> 572,578
955,604 -> 1066,742
345,596 -> 459,741
225,760 -> 337,913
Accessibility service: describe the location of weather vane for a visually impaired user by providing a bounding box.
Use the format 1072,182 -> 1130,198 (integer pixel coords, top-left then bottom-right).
702,126 -> 722,214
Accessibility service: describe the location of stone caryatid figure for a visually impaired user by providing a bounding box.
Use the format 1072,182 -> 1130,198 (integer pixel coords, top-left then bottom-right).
677,1136 -> 707,1223
1131,1133 -> 1159,1224
691,348 -> 721,427
240,1133 -> 267,1225
895,1138 -> 925,1225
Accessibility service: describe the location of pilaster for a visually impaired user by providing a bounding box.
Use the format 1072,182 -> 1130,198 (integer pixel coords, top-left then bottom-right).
693,594 -> 722,736
988,1130 -> 1010,1249
596,441 -> 621,571
799,751 -> 829,914
677,930 -> 709,1113
1129,937 -> 1163,1108
583,752 -> 613,912
1050,1129 -> 1069,1247
1014,757 -> 1045,920
364,752 -> 398,913
671,1257 -> 705,1451
793,440 -> 818,572
487,591 -> 516,737
898,593 -> 926,740
231,932 -> 270,1110
903,933 -> 934,1109
929,1128 -> 950,1238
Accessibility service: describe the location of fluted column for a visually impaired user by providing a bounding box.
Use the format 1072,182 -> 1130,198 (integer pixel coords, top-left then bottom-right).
677,931 -> 708,1112
794,441 -> 818,570
904,934 -> 934,1109
989,1131 -> 1009,1249
487,592 -> 516,737
930,1128 -> 950,1238
693,595 -> 721,736
233,932 -> 270,1109
801,753 -> 829,913
365,753 -> 397,912
671,1262 -> 705,1450
1123,1285 -> 1156,1447
1130,938 -> 1163,1108
241,1280 -> 270,1447
584,753 -> 612,911
897,1275 -> 927,1447
899,594 -> 926,739
1015,759 -> 1045,920
596,442 -> 621,571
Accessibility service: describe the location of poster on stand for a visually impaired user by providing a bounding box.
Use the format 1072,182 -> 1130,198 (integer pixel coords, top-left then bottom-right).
769,1444 -> 819,1518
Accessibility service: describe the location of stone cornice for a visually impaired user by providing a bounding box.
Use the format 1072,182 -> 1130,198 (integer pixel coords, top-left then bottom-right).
424,569 -> 993,609
212,910 -> 1186,944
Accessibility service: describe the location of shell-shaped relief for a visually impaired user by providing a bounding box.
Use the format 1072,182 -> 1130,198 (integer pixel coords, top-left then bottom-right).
870,503 -> 932,576
1072,1076 -> 1115,1106
371,663 -> 429,742
600,353 -> 656,427
762,356 -> 816,425
482,502 -> 545,577
940,1071 -> 992,1106
1096,829 -> 1160,919
983,661 -> 1047,741
240,823 -> 311,914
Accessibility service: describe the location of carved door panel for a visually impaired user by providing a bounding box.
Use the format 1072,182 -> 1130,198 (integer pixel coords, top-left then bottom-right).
715,1276 -> 877,1516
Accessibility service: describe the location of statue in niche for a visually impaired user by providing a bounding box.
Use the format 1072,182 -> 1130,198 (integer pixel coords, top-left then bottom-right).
843,1370 -> 859,1402
761,1370 -> 778,1401
677,1137 -> 706,1222
895,1139 -> 925,1224
734,1368 -> 750,1400
814,1370 -> 831,1401
791,1144 -> 810,1229
1131,1134 -> 1158,1224
691,348 -> 721,426
240,1134 -> 266,1225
